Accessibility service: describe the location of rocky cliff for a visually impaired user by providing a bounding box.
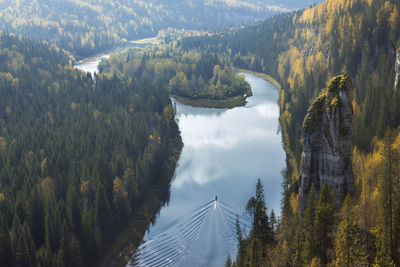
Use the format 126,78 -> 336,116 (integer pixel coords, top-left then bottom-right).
395,48 -> 400,91
299,74 -> 355,212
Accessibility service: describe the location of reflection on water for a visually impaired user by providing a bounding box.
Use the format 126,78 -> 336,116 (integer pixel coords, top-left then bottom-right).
73,45 -> 285,265
139,72 -> 285,265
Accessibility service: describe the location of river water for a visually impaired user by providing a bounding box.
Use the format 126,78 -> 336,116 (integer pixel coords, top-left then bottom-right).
75,50 -> 285,266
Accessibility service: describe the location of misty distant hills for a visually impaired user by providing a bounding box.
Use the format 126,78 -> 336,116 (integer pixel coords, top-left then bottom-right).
0,0 -> 321,56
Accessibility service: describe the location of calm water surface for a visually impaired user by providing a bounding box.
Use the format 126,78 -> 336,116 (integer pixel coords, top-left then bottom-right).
148,72 -> 285,236
132,73 -> 286,266
75,52 -> 285,265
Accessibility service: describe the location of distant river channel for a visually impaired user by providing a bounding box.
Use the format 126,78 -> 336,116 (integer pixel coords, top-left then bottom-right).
74,43 -> 285,266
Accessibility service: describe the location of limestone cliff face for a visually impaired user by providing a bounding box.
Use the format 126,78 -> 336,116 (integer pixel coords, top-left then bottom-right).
299,74 -> 355,212
395,48 -> 400,90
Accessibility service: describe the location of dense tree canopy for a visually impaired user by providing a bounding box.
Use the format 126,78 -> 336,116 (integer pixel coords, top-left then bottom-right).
99,45 -> 251,106
0,33 -> 182,266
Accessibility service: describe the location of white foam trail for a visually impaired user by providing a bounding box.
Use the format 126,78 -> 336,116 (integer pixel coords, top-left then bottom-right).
128,199 -> 251,267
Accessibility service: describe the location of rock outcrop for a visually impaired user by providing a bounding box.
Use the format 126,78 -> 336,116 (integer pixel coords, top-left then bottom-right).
299,74 -> 355,212
395,48 -> 400,91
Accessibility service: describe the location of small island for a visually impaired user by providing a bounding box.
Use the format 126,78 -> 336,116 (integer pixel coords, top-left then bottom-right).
99,46 -> 252,109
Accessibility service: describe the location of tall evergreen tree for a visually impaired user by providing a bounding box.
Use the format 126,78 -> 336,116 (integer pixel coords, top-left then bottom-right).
94,184 -> 113,247
11,215 -> 33,266
66,184 -> 82,237
290,221 -> 304,267
333,195 -> 368,266
314,182 -> 334,264
375,129 -> 396,265
0,215 -> 13,266
225,254 -> 232,267
253,179 -> 273,254
22,221 -> 37,267
247,238 -> 263,267
270,209 -> 277,235
303,184 -> 317,262
235,216 -> 245,267
28,187 -> 45,248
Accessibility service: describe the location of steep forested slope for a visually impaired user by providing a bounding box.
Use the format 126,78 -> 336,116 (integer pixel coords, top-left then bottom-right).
0,33 -> 182,266
178,0 -> 400,265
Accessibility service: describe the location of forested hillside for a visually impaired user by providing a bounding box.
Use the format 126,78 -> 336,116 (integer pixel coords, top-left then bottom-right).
0,0 -> 293,57
177,0 -> 400,265
0,33 -> 182,266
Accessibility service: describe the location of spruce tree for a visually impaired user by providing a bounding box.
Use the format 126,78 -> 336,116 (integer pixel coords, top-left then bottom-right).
333,195 -> 367,267
303,184 -> 317,262
270,209 -> 277,235
253,179 -> 273,254
375,129 -> 396,265
0,215 -> 13,266
290,222 -> 304,267
314,182 -> 334,264
66,184 -> 82,237
22,221 -> 37,266
235,216 -> 245,267
247,238 -> 262,267
225,254 -> 232,267
94,183 -> 113,247
11,215 -> 32,266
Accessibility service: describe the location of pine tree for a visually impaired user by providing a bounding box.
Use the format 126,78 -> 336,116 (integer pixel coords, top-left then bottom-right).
270,209 -> 277,235
66,184 -> 82,237
28,187 -> 45,248
225,254 -> 232,267
247,238 -> 263,267
375,223 -> 394,266
112,176 -> 131,223
36,245 -> 53,267
94,183 -> 113,247
375,129 -> 396,265
11,215 -> 33,266
303,183 -> 317,262
333,195 -> 368,267
22,221 -> 37,266
290,222 -> 304,267
253,179 -> 273,254
314,182 -> 334,264
0,215 -> 13,266
235,216 -> 245,267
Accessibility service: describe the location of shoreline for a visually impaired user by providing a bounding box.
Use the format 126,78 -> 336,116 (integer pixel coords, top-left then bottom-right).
237,68 -> 282,90
170,93 -> 249,109
74,35 -> 161,62
98,136 -> 183,267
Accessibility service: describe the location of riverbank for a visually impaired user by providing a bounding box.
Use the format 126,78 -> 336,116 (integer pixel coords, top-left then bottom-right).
238,69 -> 281,91
130,36 -> 162,45
74,34 -> 162,63
98,137 -> 183,267
170,92 -> 251,109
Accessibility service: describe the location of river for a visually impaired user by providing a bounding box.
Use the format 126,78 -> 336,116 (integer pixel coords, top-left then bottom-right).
75,48 -> 285,266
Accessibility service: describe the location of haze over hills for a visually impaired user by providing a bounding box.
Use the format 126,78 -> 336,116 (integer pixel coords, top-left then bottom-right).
0,0 -> 321,57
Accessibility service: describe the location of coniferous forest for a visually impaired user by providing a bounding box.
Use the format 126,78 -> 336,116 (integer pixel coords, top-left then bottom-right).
0,33 -> 182,266
1,0 -> 400,266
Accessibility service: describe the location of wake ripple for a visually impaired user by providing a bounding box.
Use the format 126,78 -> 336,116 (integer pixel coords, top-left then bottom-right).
128,199 -> 251,267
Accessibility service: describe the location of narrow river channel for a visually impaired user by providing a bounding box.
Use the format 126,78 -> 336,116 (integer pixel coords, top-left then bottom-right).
75,49 -> 285,266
